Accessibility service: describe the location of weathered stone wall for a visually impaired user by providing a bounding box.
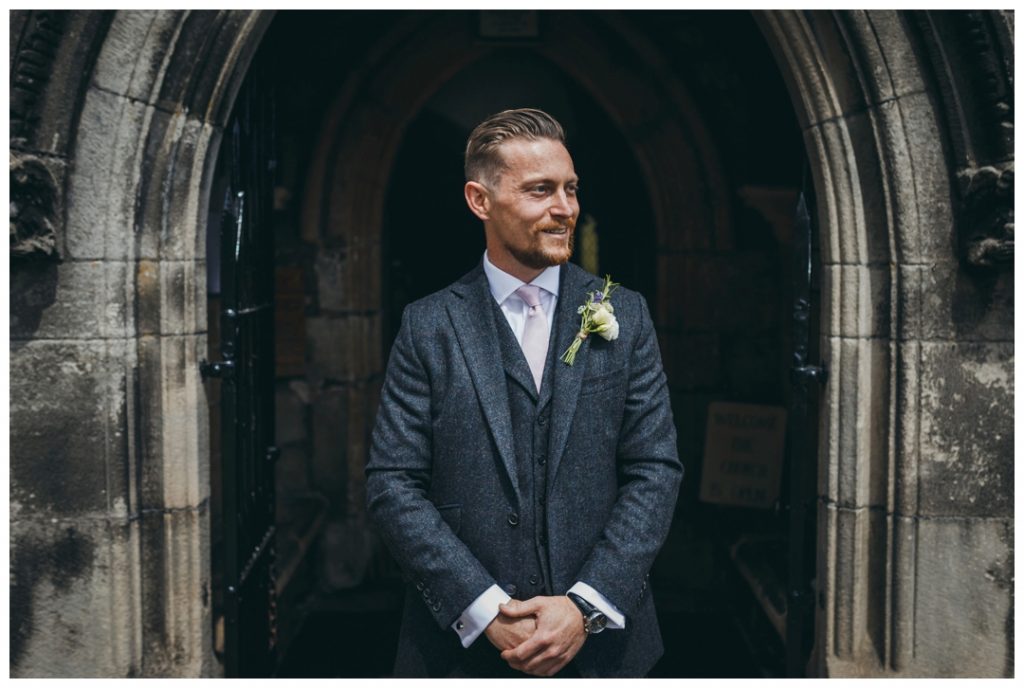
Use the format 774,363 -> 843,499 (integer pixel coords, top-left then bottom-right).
10,10 -> 272,677
759,10 -> 1013,677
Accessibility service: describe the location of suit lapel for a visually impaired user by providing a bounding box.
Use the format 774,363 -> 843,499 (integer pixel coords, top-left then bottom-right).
446,265 -> 521,500
547,264 -> 600,485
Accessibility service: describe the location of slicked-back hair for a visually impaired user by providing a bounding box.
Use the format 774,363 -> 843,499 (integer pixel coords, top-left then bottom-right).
464,108 -> 567,187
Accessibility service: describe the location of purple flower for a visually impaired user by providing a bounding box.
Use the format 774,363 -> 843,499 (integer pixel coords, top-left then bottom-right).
592,291 -> 604,303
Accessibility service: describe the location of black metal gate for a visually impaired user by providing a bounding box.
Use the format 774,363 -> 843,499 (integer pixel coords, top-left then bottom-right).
202,52 -> 279,678
785,171 -> 825,677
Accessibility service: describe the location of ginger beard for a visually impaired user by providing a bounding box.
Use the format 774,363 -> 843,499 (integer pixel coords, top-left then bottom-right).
505,216 -> 577,271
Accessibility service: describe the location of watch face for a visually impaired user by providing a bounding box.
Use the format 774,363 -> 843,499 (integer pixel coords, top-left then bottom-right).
586,612 -> 608,634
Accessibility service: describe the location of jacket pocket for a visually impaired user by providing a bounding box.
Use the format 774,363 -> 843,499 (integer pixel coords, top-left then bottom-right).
436,503 -> 461,535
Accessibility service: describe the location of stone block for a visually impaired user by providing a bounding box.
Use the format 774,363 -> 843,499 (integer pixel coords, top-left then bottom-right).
898,263 -> 1013,342
10,339 -> 131,519
276,445 -> 310,499
275,384 -> 307,447
10,259 -> 128,340
315,242 -> 382,312
882,93 -> 954,264
159,260 -> 200,335
311,387 -> 349,501
66,87 -> 152,261
306,314 -> 382,382
907,516 -> 1012,677
855,12 -> 927,103
917,342 -> 1013,518
134,334 -> 206,511
840,110 -> 891,266
822,264 -> 892,338
820,503 -> 893,675
136,505 -> 212,677
92,12 -> 188,104
824,336 -> 890,509
10,517 -> 141,677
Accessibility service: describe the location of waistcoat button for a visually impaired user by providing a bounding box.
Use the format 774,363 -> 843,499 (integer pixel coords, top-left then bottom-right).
529,574 -> 540,585
507,511 -> 520,526
504,583 -> 518,597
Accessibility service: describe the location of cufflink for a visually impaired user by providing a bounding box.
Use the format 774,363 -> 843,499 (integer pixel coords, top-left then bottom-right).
456,620 -> 465,631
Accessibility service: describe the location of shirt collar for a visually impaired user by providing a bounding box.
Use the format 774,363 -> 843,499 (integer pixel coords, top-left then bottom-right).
482,251 -> 561,305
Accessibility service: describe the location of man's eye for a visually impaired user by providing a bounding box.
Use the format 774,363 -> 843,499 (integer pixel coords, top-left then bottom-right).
532,185 -> 550,194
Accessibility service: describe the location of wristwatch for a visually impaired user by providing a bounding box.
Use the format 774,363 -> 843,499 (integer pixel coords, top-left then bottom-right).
567,592 -> 608,635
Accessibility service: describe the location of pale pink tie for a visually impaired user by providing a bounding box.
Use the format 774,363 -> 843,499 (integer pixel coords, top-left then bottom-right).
515,285 -> 549,392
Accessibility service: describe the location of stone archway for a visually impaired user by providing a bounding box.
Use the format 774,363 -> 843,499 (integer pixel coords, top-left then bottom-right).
11,10 -> 275,676
9,9 -> 1012,678
756,10 -> 1013,678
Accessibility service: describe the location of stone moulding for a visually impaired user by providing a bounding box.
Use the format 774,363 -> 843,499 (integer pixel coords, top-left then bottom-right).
757,8 -> 1013,678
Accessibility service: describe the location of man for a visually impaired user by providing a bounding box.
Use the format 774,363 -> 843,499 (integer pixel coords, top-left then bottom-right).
365,108 -> 682,677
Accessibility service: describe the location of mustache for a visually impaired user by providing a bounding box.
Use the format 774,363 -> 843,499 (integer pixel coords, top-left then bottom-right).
536,218 -> 577,232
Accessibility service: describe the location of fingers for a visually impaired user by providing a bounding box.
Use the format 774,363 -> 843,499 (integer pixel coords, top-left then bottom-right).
501,637 -> 571,677
498,598 -> 541,618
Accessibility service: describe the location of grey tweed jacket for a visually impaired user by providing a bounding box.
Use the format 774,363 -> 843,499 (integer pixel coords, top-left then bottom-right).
365,261 -> 683,677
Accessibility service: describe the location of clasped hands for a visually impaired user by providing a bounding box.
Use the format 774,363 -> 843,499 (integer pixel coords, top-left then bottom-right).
484,595 -> 586,677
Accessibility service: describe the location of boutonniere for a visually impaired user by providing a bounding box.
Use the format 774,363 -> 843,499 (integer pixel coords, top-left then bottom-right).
561,275 -> 621,366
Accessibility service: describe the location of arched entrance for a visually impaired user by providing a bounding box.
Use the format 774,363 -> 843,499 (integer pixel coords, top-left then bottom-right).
9,9 -> 1012,678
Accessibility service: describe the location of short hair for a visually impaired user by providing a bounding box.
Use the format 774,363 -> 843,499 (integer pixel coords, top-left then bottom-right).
464,108 -> 567,186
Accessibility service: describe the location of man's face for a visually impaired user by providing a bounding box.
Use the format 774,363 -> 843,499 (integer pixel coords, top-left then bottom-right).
479,137 -> 580,275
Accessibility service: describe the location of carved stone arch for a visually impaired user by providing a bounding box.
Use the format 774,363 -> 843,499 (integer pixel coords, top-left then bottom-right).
11,9 -> 275,677
757,10 -> 1012,678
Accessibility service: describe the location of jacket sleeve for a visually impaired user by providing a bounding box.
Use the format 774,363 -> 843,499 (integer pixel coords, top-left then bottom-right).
574,293 -> 683,619
365,305 -> 497,629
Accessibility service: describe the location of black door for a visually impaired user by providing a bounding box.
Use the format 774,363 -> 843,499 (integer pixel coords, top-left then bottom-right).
202,52 -> 279,678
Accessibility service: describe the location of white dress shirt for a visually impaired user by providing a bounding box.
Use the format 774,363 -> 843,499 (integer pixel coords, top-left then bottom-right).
450,252 -> 626,648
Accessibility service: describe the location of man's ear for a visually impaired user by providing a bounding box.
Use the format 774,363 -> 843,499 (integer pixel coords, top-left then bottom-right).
464,181 -> 491,221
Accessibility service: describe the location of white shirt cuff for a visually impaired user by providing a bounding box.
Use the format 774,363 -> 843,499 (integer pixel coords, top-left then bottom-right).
568,581 -> 626,629
451,584 -> 511,648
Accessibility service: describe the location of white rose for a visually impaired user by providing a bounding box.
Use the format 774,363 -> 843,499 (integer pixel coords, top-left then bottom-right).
591,305 -> 619,341
590,303 -> 613,327
598,314 -> 619,341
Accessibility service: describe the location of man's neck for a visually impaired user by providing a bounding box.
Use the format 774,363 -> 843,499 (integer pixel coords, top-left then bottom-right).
484,248 -> 544,284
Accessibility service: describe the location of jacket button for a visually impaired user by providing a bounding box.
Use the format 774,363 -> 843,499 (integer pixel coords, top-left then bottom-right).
507,512 -> 520,526
504,584 -> 518,596
538,415 -> 548,426
529,574 -> 540,585
537,454 -> 546,465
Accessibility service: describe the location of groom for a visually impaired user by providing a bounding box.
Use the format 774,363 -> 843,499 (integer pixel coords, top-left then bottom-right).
365,108 -> 682,677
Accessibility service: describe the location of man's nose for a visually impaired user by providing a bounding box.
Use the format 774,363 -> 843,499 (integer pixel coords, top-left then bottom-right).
549,188 -> 575,217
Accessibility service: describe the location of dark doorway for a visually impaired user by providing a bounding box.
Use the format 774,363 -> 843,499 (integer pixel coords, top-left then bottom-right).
221,9 -> 817,678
